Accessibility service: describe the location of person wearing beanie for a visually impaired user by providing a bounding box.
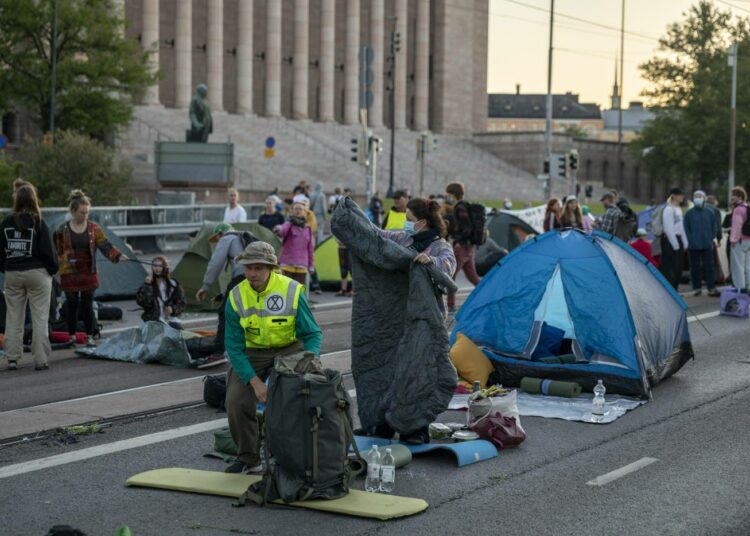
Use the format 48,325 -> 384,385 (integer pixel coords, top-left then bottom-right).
684,190 -> 720,296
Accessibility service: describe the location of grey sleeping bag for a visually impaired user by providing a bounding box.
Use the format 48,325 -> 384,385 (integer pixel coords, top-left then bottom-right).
331,198 -> 458,434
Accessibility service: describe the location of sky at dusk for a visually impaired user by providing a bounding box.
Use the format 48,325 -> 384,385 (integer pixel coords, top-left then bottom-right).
486,0 -> 749,108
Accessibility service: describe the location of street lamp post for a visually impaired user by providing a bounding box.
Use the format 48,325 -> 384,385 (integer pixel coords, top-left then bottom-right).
543,0 -> 555,200
729,42 -> 738,208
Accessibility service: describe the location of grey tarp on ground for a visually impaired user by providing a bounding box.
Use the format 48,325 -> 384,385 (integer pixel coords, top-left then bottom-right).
76,321 -> 193,367
331,198 -> 458,434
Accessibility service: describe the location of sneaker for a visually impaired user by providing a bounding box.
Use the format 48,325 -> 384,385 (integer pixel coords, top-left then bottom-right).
314,289 -> 322,295
7,361 -> 17,371
693,289 -> 702,297
707,289 -> 721,297
224,460 -> 263,474
400,428 -> 430,445
34,363 -> 49,371
86,336 -> 96,348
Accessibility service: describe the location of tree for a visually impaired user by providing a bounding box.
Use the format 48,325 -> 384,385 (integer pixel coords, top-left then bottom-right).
0,0 -> 157,136
632,1 -> 750,193
15,131 -> 133,207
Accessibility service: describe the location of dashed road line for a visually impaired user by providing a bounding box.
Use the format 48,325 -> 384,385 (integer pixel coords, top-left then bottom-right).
586,457 -> 659,486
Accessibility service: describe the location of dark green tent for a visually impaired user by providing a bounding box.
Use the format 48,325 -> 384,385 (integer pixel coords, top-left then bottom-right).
486,211 -> 538,251
172,222 -> 281,311
0,213 -> 147,300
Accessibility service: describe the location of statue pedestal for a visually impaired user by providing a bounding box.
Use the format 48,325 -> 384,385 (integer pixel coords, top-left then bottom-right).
155,141 -> 234,186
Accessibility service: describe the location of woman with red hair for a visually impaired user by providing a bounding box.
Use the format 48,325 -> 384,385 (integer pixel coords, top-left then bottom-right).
543,198 -> 562,232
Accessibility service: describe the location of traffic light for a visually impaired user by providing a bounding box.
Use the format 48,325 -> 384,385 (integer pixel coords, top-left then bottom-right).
557,154 -> 567,179
568,149 -> 579,171
543,160 -> 550,174
370,134 -> 384,154
350,136 -> 367,165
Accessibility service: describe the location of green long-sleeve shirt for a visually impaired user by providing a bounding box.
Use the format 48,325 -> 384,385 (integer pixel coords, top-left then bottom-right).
224,291 -> 322,384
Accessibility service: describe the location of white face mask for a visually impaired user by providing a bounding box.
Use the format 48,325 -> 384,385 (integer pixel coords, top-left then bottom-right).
693,198 -> 705,207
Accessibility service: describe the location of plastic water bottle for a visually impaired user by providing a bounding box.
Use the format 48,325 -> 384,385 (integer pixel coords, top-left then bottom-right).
592,379 -> 606,419
380,448 -> 395,493
364,446 -> 381,492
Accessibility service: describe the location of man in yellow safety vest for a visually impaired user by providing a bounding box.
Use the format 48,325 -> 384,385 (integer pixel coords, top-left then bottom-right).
382,190 -> 409,230
223,241 -> 322,474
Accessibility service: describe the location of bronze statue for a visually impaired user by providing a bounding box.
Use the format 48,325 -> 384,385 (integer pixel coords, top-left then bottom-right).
187,84 -> 213,142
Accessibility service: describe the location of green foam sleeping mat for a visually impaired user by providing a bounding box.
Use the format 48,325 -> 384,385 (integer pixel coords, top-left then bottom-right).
126,468 -> 428,520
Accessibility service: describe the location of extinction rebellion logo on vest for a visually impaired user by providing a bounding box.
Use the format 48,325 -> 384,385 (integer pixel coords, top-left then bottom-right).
266,294 -> 284,312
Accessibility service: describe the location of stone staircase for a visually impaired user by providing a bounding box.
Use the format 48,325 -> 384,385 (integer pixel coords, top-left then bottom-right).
118,106 -> 540,201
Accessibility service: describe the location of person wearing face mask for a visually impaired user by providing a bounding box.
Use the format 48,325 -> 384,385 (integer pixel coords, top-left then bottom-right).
684,191 -> 720,296
274,202 -> 315,287
378,198 -> 457,312
135,256 -> 186,328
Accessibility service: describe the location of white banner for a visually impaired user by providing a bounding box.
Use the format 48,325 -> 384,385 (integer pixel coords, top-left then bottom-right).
502,206 -> 546,234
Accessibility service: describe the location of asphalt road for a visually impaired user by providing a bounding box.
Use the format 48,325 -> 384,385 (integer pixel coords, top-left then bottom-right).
1,292 -> 748,535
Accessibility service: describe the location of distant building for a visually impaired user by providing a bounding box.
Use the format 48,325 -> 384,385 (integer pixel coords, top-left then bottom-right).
598,62 -> 654,141
487,87 -> 602,136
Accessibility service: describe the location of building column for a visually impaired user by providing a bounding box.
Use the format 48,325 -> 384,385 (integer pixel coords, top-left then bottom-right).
414,0 -> 429,130
207,0 -> 224,111
318,0 -> 335,122
343,0 -> 360,125
369,0 -> 384,127
141,0 -> 160,105
174,0 -> 192,108
265,0 -> 282,117
293,0 -> 309,119
237,0 -> 254,114
394,0 -> 407,129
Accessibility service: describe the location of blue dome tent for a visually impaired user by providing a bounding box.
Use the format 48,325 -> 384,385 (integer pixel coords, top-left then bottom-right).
452,229 -> 694,397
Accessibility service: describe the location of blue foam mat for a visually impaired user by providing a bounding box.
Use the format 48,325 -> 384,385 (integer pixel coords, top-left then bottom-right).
353,435 -> 497,467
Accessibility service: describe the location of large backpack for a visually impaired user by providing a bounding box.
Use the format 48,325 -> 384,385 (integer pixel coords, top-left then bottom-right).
239,353 -> 360,505
466,202 -> 487,245
615,203 -> 637,242
740,204 -> 750,236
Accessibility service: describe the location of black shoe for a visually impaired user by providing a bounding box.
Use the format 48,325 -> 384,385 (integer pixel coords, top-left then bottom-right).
693,289 -> 702,297
34,363 -> 49,371
707,289 -> 721,297
372,423 -> 396,439
224,460 -> 251,474
400,428 -> 430,445
7,361 -> 17,371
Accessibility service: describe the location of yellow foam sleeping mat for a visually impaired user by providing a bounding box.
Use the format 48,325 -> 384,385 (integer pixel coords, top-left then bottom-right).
450,332 -> 495,389
126,468 -> 428,520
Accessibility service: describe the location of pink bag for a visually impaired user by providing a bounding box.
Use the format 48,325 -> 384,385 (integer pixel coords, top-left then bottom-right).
469,411 -> 526,449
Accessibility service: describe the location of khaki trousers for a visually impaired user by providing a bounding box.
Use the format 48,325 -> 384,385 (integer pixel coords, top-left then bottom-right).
226,340 -> 304,465
4,268 -> 53,366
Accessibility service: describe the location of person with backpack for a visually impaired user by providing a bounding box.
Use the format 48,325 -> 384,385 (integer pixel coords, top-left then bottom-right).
729,187 -> 750,292
223,241 -> 322,474
598,192 -> 622,235
659,188 -> 688,290
0,185 -> 59,371
135,256 -> 186,328
274,202 -> 315,287
684,190 -> 720,297
382,190 -> 409,230
53,190 -> 128,348
444,181 -> 483,313
196,223 -> 256,351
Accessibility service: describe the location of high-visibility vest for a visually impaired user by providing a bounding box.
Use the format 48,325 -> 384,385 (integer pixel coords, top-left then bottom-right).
384,209 -> 407,230
229,272 -> 302,349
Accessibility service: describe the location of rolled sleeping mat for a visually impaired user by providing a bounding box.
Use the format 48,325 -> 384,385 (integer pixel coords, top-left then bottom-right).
349,444 -> 412,477
520,377 -> 582,398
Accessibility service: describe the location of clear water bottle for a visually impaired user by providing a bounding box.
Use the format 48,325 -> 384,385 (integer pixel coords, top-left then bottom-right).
364,446 -> 381,492
379,448 -> 395,493
591,379 -> 606,419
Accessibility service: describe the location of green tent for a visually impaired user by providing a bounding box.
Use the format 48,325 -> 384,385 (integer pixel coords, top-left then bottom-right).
0,213 -> 146,300
314,236 -> 351,290
172,222 -> 281,311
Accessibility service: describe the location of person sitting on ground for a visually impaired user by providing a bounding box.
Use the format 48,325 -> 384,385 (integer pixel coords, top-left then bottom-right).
135,256 -> 186,329
630,228 -> 660,268
598,192 -> 622,236
684,190 -> 720,297
560,196 -> 584,229
258,196 -> 284,231
196,223 -> 253,351
224,241 -> 322,474
543,198 -> 562,232
382,190 -> 409,230
274,202 -> 315,288
223,188 -> 247,224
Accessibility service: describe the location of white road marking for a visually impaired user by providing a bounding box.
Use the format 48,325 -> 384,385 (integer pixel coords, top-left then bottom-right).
586,457 -> 658,486
687,311 -> 720,323
0,418 -> 228,480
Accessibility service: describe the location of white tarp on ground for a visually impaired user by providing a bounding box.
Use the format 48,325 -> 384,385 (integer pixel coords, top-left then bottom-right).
449,392 -> 646,424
